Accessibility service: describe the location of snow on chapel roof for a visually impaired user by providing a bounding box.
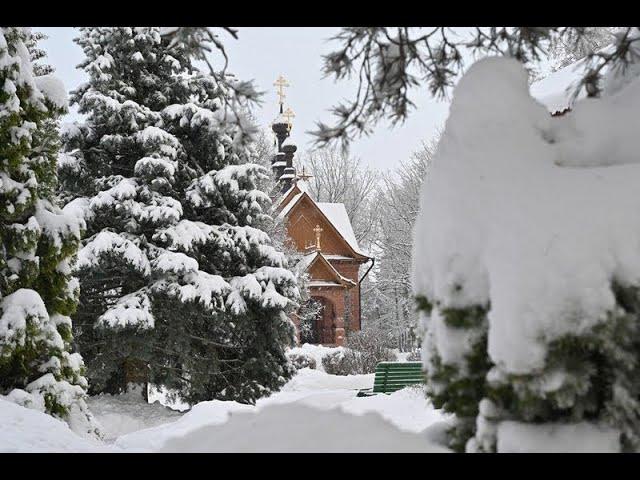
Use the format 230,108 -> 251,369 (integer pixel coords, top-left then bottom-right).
275,179 -> 310,212
282,136 -> 297,148
316,202 -> 363,255
277,192 -> 304,218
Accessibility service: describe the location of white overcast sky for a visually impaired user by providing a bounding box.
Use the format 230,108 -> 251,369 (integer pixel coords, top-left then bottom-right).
39,27 -> 451,172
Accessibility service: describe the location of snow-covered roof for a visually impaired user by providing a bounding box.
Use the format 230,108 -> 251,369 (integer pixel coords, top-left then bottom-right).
274,181 -> 304,211
308,281 -> 343,287
279,183 -> 296,200
275,180 -> 310,212
272,161 -> 286,167
317,202 -> 363,255
323,254 -> 354,261
273,114 -> 289,125
277,192 -> 304,219
296,252 -> 319,273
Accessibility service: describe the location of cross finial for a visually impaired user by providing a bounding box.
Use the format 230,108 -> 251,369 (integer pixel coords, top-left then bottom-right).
297,165 -> 313,182
274,74 -> 290,107
283,106 -> 295,131
313,224 -> 323,251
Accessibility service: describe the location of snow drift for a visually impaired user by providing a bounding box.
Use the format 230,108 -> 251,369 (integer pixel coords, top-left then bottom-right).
0,398 -> 116,453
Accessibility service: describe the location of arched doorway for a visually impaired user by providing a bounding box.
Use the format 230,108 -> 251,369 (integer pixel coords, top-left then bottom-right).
313,296 -> 336,345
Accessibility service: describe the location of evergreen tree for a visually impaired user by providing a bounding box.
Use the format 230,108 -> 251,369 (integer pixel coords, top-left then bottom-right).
0,27 -> 99,437
249,127 -> 323,346
59,27 -> 298,404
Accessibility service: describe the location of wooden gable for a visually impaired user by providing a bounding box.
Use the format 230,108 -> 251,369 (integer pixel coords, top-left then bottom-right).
284,192 -> 367,260
308,255 -> 341,282
306,253 -> 355,287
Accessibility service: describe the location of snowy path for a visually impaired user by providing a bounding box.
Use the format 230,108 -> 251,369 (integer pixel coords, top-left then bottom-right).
1,367 -> 451,452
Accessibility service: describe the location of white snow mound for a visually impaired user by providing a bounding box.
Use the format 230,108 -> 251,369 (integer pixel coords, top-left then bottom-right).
154,402 -> 448,453
0,398 -> 117,452
115,368 -> 449,452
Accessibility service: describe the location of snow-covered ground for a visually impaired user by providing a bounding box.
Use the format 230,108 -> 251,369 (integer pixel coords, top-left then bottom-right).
0,365 -> 451,453
114,368 -> 450,452
0,398 -> 120,452
86,389 -> 184,441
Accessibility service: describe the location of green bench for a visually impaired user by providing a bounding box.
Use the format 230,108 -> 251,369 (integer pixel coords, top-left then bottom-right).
357,361 -> 425,397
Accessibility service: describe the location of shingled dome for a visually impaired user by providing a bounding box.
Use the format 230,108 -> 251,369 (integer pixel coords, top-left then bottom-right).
281,136 -> 297,153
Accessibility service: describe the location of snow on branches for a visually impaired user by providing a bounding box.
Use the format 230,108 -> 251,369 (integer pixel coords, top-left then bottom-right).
60,27 -> 298,404
413,56 -> 640,452
0,27 -> 99,438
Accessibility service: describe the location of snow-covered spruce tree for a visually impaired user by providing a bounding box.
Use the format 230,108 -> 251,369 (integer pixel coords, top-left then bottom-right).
413,56 -> 640,453
0,27 -> 100,437
59,27 -> 298,404
249,127 -> 320,347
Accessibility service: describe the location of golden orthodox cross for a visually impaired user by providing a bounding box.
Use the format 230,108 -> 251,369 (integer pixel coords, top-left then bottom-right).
274,75 -> 290,107
283,106 -> 296,131
313,224 -> 323,251
297,165 -> 313,182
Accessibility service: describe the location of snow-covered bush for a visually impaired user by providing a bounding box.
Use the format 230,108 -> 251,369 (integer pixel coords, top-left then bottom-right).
287,343 -> 342,372
406,350 -> 422,362
59,27 -> 298,405
322,331 -> 395,376
412,54 -> 640,452
287,352 -> 317,370
0,27 -> 100,438
344,329 -> 396,373
321,350 -> 350,376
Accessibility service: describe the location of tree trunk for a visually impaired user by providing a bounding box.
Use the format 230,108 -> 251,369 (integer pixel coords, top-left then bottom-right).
123,358 -> 149,402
